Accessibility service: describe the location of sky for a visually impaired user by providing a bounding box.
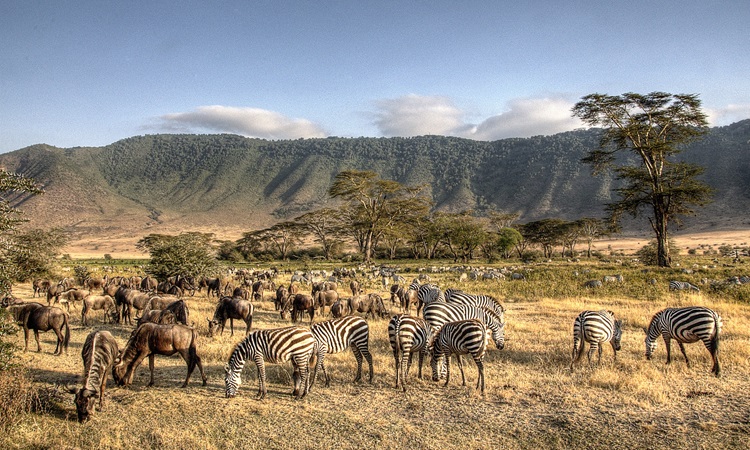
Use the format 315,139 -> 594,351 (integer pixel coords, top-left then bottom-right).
1,1 -> 749,153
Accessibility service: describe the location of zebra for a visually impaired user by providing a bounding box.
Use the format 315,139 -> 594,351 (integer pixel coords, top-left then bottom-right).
583,280 -> 603,288
570,310 -> 623,371
430,319 -> 489,395
444,289 -> 505,320
416,283 -> 445,316
224,326 -> 316,399
644,306 -> 721,376
669,280 -> 700,292
388,314 -> 434,392
309,316 -> 373,388
423,302 -> 505,350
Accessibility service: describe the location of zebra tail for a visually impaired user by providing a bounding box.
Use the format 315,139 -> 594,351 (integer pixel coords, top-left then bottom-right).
711,312 -> 722,356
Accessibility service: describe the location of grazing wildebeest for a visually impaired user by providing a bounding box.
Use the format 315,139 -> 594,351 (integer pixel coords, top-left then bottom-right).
251,280 -> 265,301
207,296 -> 253,337
33,279 -> 51,298
349,279 -> 361,296
330,299 -> 346,318
81,294 -> 117,326
140,276 -> 158,292
291,294 -> 316,324
56,288 -> 89,311
314,289 -> 339,317
348,294 -> 389,320
6,302 -> 70,355
84,277 -> 104,291
199,277 -> 222,298
114,287 -> 152,325
389,284 -> 401,306
73,330 -> 119,422
275,285 -> 288,311
46,283 -> 65,306
112,323 -> 207,388
137,309 -> 176,327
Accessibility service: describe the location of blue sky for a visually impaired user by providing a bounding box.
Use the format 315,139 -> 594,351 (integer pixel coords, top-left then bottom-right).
1,1 -> 749,153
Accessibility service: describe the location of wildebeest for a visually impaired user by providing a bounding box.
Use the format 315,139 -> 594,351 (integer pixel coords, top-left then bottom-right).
198,277 -> 222,298
46,283 -> 65,306
112,323 -> 207,388
140,276 -> 158,292
33,278 -> 51,298
275,285 -> 289,311
73,330 -> 119,422
207,296 -> 253,337
83,277 -> 104,291
137,309 -> 177,327
349,279 -> 361,296
114,287 -> 153,325
314,289 -> 339,316
56,288 -> 89,311
330,299 -> 346,318
81,294 -> 117,326
348,294 -> 389,320
6,302 -> 70,355
291,294 -> 316,324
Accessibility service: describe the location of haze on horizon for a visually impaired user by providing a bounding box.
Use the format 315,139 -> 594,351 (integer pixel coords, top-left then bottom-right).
2,1 -> 749,153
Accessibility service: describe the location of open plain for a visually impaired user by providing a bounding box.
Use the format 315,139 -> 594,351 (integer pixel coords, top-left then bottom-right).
2,244 -> 750,449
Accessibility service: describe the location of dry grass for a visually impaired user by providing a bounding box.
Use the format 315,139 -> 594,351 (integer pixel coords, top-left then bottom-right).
2,267 -> 750,450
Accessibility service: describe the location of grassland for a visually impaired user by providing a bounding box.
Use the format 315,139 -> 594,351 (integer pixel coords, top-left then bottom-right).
2,256 -> 750,450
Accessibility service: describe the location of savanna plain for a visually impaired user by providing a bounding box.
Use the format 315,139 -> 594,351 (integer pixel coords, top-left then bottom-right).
3,248 -> 750,450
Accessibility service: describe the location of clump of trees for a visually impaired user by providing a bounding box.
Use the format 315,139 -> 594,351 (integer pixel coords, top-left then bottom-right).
136,232 -> 219,280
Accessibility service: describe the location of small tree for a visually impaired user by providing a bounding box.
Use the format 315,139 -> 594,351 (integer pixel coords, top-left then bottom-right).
136,232 -> 219,280
572,92 -> 713,267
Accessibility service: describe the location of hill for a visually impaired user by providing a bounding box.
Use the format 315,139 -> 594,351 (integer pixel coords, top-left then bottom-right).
1,121 -> 749,255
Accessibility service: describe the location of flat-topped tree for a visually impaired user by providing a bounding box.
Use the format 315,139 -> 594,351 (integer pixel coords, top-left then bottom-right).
572,92 -> 713,267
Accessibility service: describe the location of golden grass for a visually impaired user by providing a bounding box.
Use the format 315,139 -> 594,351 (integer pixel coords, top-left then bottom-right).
2,265 -> 750,450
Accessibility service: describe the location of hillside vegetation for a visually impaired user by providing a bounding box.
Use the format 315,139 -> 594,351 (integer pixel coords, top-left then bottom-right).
1,121 -> 749,243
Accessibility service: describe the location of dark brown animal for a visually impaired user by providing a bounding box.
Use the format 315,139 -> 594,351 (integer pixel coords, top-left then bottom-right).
84,277 -> 104,291
81,294 -> 117,326
275,285 -> 288,311
207,296 -> 253,337
200,277 -> 222,298
33,279 -> 51,298
291,293 -> 315,324
349,279 -> 361,296
314,289 -> 339,316
330,299 -> 346,318
348,294 -> 389,320
7,302 -> 70,355
114,287 -> 152,325
136,309 -> 176,327
112,323 -> 207,388
232,286 -> 250,301
140,276 -> 158,292
73,330 -> 119,422
46,283 -> 65,306
56,288 -> 89,311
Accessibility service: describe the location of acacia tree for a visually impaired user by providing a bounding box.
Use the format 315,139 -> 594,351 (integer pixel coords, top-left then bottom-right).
572,92 -> 713,267
293,208 -> 344,260
328,170 -> 430,263
136,232 -> 218,280
0,170 -> 44,295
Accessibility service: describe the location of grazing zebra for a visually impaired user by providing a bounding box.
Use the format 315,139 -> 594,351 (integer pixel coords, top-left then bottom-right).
644,306 -> 721,376
583,280 -> 603,289
430,319 -> 489,395
423,302 -> 505,350
309,316 -> 373,388
224,326 -> 316,399
669,280 -> 700,292
444,289 -> 505,320
388,314 -> 434,392
570,310 -> 623,371
416,284 -> 445,316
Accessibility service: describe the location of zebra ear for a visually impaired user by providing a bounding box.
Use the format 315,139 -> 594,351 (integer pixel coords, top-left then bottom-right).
224,364 -> 230,374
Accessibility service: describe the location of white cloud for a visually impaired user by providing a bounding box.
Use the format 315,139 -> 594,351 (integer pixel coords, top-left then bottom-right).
372,94 -> 583,141
468,97 -> 584,141
706,104 -> 750,127
158,106 -> 328,139
373,95 -> 469,137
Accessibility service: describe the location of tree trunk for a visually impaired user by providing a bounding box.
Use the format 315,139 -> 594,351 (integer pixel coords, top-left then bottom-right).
652,203 -> 671,267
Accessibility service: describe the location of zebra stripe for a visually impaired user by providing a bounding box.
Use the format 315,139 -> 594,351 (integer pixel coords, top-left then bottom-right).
669,280 -> 700,292
224,326 -> 316,399
416,284 -> 445,316
645,306 -> 721,376
388,314 -> 434,391
310,316 -> 373,388
444,289 -> 505,320
430,319 -> 489,395
423,302 -> 505,349
570,310 -> 622,370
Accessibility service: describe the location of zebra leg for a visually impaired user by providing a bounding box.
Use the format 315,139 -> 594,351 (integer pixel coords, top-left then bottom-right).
443,354 -> 451,387
254,355 -> 266,400
677,342 -> 690,367
709,334 -> 720,377
393,348 -> 401,389
664,337 -> 673,365
295,354 -> 311,399
456,355 -> 467,386
597,344 -> 603,366
400,353 -> 410,392
587,342 -> 598,367
475,358 -> 485,395
352,346 -> 363,383
364,349 -> 373,384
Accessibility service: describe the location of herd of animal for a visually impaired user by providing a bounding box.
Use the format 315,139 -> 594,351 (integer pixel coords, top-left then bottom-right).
0,270 -> 724,424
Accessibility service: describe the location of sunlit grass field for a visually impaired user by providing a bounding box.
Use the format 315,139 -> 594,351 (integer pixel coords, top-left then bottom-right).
2,257 -> 750,449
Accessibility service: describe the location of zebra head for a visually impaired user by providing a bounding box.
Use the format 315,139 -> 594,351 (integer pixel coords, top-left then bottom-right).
643,327 -> 657,359
612,319 -> 623,351
490,322 -> 505,350
224,363 -> 242,398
